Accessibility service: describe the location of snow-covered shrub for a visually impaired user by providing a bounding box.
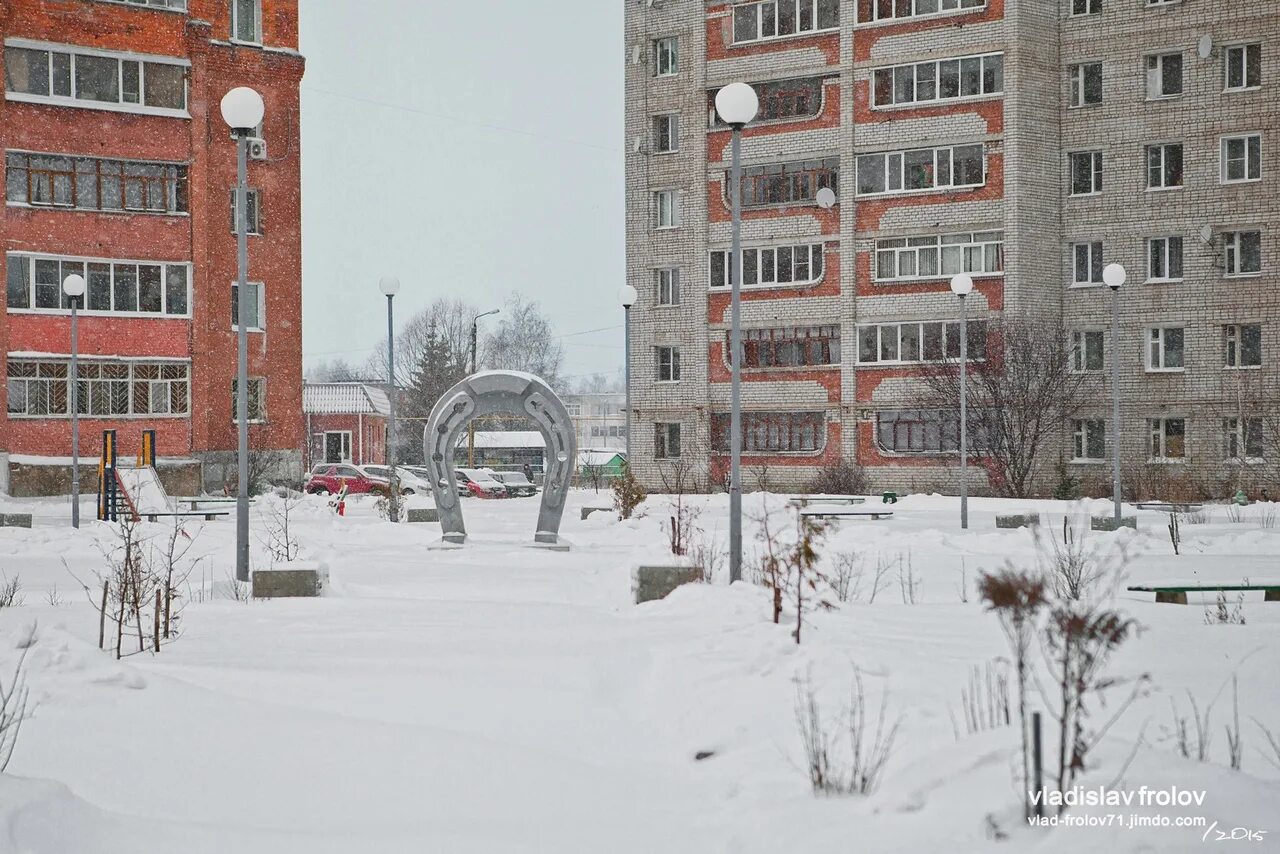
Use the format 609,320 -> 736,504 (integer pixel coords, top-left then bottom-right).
805,459 -> 868,496
0,575 -> 22,609
0,624 -> 35,773
611,464 -> 646,521
794,669 -> 900,796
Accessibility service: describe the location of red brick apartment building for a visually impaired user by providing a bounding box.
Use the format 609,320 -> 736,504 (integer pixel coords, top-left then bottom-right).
1,0 -> 305,495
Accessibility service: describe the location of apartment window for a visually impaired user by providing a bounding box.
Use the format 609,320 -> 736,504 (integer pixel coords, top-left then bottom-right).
1071,0 -> 1100,14
230,188 -> 261,235
872,53 -> 1003,108
1146,326 -> 1184,371
1071,330 -> 1104,372
5,153 -> 188,213
1069,63 -> 1102,107
1146,143 -> 1183,189
6,254 -> 189,315
656,346 -> 681,382
875,232 -> 1003,281
1073,419 -> 1106,461
857,320 -> 986,364
732,0 -> 839,44
232,377 -> 266,422
875,410 -> 963,454
1221,134 -> 1261,184
757,77 -> 826,123
1145,53 -> 1183,99
1148,417 -> 1185,461
1223,230 -> 1262,276
654,422 -> 681,459
652,114 -> 679,153
736,326 -> 840,369
654,190 -> 680,228
1147,236 -> 1183,281
231,0 -> 262,43
712,411 -> 826,454
654,37 -> 677,76
4,43 -> 187,113
655,268 -> 680,306
1071,241 -> 1103,285
740,157 -> 839,207
1224,43 -> 1261,91
7,359 -> 188,417
1222,417 -> 1264,461
710,243 -> 824,288
855,144 -> 984,196
865,0 -> 984,21
1069,151 -> 1102,195
1224,324 -> 1262,368
231,280 -> 264,330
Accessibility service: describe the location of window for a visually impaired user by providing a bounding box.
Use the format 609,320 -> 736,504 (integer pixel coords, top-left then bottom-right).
710,243 -> 825,288
1222,417 -> 1264,461
5,253 -> 189,315
875,410 -> 966,454
855,144 -> 984,196
1223,230 -> 1262,276
1069,62 -> 1102,107
875,232 -> 1003,281
230,188 -> 261,234
1071,242 -> 1103,285
656,346 -> 681,382
735,326 -> 840,369
231,280 -> 264,330
712,411 -> 826,454
1221,134 -> 1261,184
1146,326 -> 1184,371
1073,419 -> 1106,461
7,358 -> 188,417
232,0 -> 261,43
1224,324 -> 1262,368
871,53 -> 1003,108
6,152 -> 188,213
732,0 -> 839,44
654,37 -> 677,76
1145,143 -> 1183,189
739,157 -> 839,206
654,422 -> 681,459
1071,330 -> 1104,372
1069,151 -> 1102,195
864,0 -> 984,22
654,190 -> 679,228
1148,417 -> 1185,460
1224,43 -> 1261,91
655,268 -> 680,305
1146,236 -> 1183,282
1071,0 -> 1100,14
1145,53 -> 1183,99
857,320 -> 986,364
232,377 -> 266,422
4,43 -> 187,113
652,114 -> 678,153
712,77 -> 826,125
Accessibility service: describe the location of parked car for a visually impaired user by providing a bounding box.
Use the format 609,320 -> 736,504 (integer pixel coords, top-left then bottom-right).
304,464 -> 390,496
455,468 -> 508,499
405,465 -> 469,497
361,465 -> 435,495
484,469 -> 538,497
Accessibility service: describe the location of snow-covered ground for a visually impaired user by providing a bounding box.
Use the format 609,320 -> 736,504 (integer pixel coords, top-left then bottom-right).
0,489 -> 1277,853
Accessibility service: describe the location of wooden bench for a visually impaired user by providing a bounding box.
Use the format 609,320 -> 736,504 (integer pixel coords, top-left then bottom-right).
180,497 -> 239,511
1134,502 -> 1205,513
144,511 -> 231,523
1128,584 -> 1280,605
787,495 -> 866,508
799,506 -> 894,521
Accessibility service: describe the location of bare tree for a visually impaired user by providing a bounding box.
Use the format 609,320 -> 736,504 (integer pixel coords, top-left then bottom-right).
0,624 -> 35,772
480,292 -> 565,389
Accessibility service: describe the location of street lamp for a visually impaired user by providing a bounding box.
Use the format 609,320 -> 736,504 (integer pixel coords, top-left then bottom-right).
468,308 -> 500,467
1103,262 -> 1127,523
715,81 -> 758,585
950,274 -> 974,530
63,273 -> 86,529
380,275 -> 401,522
221,85 -> 265,583
617,285 -> 637,464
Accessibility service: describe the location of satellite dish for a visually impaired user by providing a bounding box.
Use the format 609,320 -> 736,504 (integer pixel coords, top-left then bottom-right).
1200,225 -> 1213,243
816,187 -> 837,209
1197,35 -> 1213,59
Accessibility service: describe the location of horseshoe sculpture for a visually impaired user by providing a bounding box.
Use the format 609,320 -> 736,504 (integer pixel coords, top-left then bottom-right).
422,371 -> 576,547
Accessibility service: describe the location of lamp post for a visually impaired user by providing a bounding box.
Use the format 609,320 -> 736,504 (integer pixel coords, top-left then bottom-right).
617,285 -> 637,464
1103,263 -> 1127,523
468,308 -> 500,467
221,86 -> 265,583
380,276 -> 401,522
715,82 -> 759,585
63,273 -> 86,528
950,274 -> 974,529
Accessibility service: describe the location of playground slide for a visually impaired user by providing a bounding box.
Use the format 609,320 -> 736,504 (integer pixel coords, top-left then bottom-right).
115,466 -> 172,516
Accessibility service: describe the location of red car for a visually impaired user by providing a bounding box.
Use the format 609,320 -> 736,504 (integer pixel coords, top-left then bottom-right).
304,464 -> 390,496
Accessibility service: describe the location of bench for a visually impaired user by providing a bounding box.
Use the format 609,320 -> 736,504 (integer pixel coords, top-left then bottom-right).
581,506 -> 613,521
1134,502 -> 1205,513
1127,584 -> 1280,605
799,506 -> 894,521
787,495 -> 866,508
144,511 -> 231,522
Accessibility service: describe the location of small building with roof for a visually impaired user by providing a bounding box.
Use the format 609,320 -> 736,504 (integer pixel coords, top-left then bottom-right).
302,383 -> 391,470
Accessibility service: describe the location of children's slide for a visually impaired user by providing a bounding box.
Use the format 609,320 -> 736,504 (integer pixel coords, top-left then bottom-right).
114,465 -> 172,517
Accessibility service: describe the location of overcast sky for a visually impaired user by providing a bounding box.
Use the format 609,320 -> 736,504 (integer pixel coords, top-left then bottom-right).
298,1 -> 624,384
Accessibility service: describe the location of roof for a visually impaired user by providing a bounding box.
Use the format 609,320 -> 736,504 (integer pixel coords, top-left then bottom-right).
579,451 -> 624,467
303,383 -> 391,416
462,431 -> 546,450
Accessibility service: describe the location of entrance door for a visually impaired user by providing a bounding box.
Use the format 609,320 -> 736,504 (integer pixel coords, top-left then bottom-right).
324,431 -> 352,464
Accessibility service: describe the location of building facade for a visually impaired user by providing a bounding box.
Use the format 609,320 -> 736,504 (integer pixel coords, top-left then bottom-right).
624,0 -> 1278,497
564,392 -> 627,453
302,383 -> 389,470
1,0 -> 305,494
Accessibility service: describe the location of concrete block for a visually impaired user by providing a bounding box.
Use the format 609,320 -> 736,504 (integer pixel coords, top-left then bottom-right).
1091,516 -> 1137,532
996,513 -> 1040,529
0,514 -> 32,528
633,564 -> 703,604
581,506 -> 613,521
252,561 -> 327,599
407,508 -> 439,523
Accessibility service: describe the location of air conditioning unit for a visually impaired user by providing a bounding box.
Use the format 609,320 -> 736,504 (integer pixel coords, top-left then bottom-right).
247,137 -> 267,161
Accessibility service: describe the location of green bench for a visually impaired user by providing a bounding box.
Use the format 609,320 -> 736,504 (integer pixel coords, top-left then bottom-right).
1128,584 -> 1280,605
